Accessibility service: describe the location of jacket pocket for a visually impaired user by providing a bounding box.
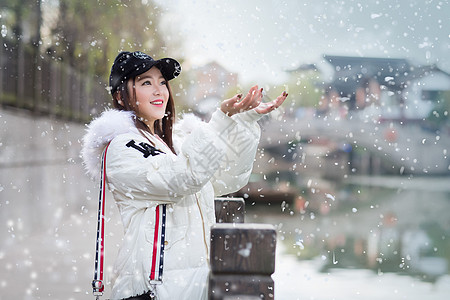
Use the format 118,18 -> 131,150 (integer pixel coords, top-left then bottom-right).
164,225 -> 187,250
145,224 -> 187,251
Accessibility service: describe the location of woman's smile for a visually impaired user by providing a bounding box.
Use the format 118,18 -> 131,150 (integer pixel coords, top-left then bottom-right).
150,99 -> 164,107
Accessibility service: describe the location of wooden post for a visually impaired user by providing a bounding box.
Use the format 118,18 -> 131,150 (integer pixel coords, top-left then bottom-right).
214,197 -> 245,223
63,65 -> 71,119
49,62 -> 58,116
0,38 -> 3,104
17,41 -> 25,108
33,47 -> 42,113
209,223 -> 277,300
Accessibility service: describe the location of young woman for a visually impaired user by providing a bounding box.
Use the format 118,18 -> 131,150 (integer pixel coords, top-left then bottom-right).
81,51 -> 287,300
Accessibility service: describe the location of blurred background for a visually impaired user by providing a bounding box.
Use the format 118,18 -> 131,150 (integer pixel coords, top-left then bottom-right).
0,0 -> 449,299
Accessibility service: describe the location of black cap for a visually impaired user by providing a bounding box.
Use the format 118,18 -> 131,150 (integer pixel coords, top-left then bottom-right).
109,51 -> 181,93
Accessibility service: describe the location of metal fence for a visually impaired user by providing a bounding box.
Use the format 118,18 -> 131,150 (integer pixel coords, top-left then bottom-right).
0,38 -> 107,122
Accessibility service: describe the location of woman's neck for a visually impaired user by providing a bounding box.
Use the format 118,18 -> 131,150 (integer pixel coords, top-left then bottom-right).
137,116 -> 155,134
146,122 -> 155,134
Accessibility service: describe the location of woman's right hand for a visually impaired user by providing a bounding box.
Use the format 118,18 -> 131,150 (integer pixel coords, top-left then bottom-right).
220,85 -> 263,117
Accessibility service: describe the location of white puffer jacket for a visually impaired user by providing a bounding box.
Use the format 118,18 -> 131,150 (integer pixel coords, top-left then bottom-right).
81,108 -> 261,300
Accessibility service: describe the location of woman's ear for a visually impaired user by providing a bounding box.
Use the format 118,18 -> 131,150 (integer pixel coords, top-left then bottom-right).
114,91 -> 124,106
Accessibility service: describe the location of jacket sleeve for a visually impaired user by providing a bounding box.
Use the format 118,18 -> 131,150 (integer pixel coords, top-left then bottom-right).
105,110 -> 238,205
210,109 -> 262,196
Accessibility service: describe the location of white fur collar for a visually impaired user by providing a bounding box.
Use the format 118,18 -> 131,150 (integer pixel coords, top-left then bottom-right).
172,112 -> 203,136
81,109 -> 204,180
81,109 -> 138,180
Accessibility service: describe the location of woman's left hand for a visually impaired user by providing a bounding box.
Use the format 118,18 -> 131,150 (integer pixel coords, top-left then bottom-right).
254,91 -> 288,115
220,85 -> 263,116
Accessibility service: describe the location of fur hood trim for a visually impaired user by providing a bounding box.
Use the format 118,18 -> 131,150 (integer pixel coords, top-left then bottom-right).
81,109 -> 205,180
81,109 -> 138,180
172,112 -> 204,153
173,112 -> 203,136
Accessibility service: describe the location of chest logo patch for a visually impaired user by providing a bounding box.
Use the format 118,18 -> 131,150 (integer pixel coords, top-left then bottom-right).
126,140 -> 164,158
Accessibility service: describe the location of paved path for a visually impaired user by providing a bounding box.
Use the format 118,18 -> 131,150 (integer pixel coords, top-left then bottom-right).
0,196 -> 123,300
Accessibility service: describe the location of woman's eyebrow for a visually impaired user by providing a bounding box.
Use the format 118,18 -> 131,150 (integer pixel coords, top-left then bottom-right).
136,74 -> 165,81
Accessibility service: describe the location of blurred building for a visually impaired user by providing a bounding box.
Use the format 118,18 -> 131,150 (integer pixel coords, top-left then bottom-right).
323,55 -> 450,127
187,61 -> 238,120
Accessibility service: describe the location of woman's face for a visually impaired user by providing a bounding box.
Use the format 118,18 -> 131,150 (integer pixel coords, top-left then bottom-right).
128,66 -> 169,131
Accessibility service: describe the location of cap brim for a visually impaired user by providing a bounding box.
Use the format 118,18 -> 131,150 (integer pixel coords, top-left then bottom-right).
155,58 -> 181,81
109,53 -> 181,93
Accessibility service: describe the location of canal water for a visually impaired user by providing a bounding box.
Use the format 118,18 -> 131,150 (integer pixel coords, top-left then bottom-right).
246,175 -> 450,300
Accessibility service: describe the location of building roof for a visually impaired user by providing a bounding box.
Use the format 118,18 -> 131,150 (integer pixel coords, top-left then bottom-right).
286,63 -> 319,73
324,55 -> 450,94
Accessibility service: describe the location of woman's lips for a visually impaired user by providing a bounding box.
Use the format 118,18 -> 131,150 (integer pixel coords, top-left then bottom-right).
150,100 -> 164,107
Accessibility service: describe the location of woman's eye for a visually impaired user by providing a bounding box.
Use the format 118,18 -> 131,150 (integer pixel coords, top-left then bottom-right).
160,81 -> 167,86
142,81 -> 151,86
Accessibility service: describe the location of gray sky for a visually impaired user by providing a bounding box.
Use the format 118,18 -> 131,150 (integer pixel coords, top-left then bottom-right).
156,0 -> 449,85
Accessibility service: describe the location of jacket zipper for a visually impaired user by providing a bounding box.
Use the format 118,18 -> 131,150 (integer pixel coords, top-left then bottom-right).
195,194 -> 210,263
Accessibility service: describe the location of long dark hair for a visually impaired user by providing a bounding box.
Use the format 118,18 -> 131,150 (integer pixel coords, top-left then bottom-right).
112,75 -> 176,154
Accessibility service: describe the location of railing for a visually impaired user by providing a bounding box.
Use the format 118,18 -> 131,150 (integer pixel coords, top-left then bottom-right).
211,198 -> 277,300
0,38 -> 107,122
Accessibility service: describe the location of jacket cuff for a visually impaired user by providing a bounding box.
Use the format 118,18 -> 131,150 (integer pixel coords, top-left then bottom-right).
232,109 -> 262,123
209,109 -> 237,133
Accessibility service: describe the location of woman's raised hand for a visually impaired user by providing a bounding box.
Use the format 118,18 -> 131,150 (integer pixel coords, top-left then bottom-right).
254,91 -> 288,115
220,85 -> 263,117
220,85 -> 288,117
